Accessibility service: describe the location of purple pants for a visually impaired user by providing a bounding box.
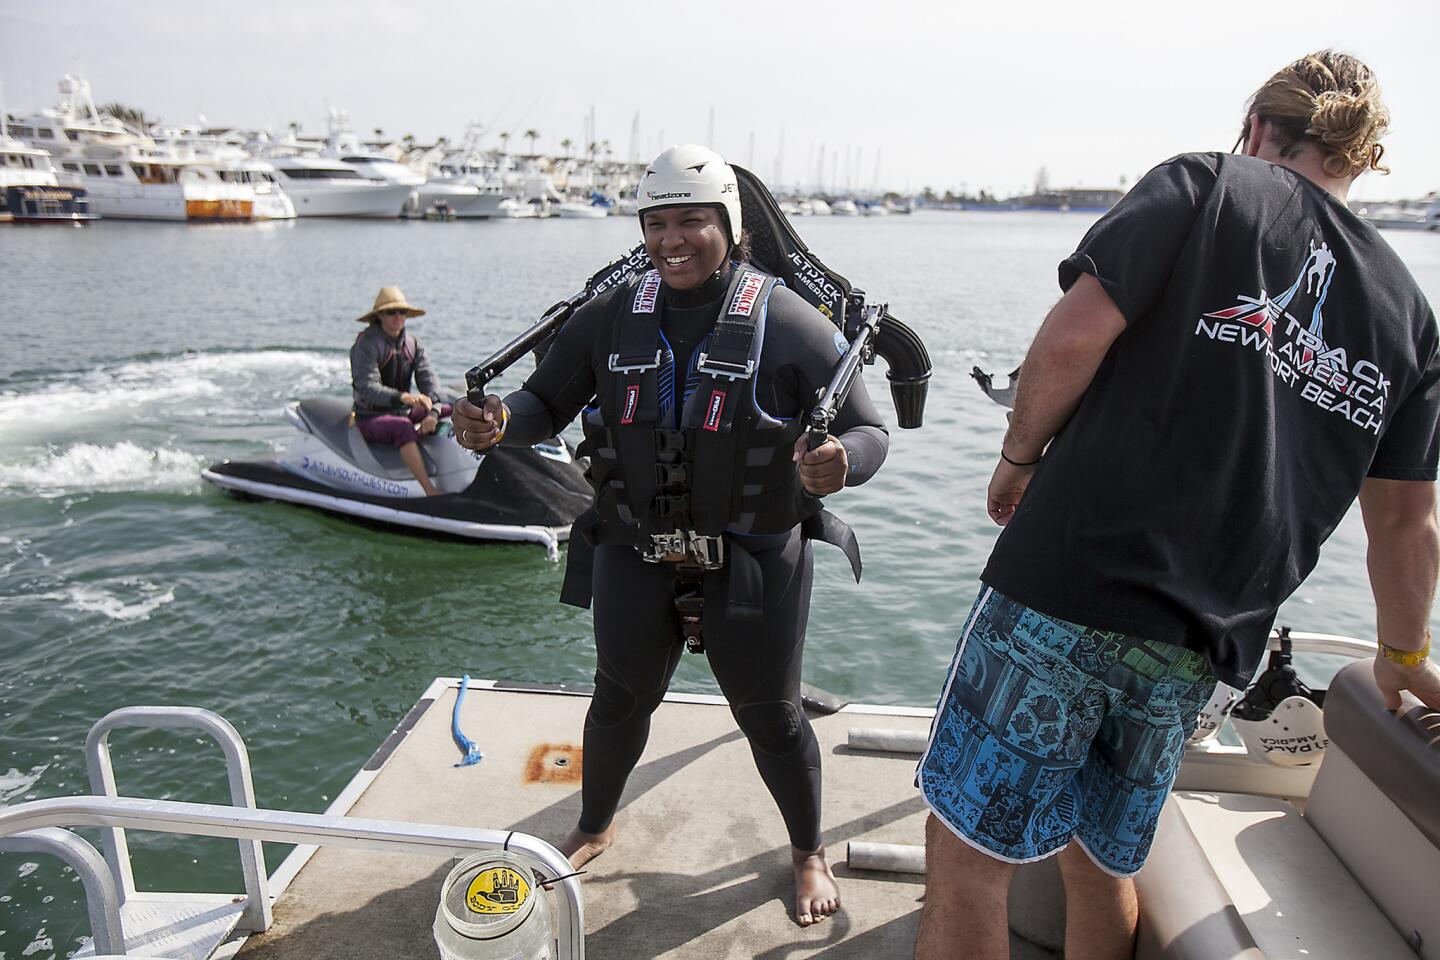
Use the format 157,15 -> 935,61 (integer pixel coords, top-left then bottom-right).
356,403 -> 452,448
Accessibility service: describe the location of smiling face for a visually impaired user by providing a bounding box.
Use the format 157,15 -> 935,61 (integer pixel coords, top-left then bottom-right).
641,206 -> 730,291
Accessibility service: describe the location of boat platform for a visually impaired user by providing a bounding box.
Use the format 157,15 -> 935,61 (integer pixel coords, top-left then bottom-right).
235,678 -> 955,959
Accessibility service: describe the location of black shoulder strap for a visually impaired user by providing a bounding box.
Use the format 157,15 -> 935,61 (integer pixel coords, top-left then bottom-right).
687,267 -> 779,534
609,269 -> 666,524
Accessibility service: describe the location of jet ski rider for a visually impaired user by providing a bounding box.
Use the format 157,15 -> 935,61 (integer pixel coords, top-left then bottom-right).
351,286 -> 452,496
454,145 -> 890,927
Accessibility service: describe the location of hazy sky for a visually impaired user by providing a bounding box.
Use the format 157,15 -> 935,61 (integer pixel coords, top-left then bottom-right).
3,0 -> 1436,200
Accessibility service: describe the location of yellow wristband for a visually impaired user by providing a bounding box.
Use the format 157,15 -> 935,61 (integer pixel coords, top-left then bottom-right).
492,403 -> 509,444
1379,631 -> 1431,667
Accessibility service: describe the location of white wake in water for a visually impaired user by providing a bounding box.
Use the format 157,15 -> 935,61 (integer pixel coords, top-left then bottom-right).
0,349 -> 347,425
0,764 -> 49,804
61,580 -> 175,621
0,442 -> 205,495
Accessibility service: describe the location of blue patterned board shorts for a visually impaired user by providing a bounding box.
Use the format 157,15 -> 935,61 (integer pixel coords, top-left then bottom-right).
918,585 -> 1216,877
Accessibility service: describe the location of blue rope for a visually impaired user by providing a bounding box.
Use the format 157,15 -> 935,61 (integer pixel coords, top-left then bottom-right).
452,675 -> 484,767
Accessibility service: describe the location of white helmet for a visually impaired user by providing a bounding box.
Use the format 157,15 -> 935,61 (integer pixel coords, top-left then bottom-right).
637,144 -> 742,247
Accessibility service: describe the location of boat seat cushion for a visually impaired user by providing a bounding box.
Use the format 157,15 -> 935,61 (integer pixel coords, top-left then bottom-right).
296,397 -> 439,481
1304,661 -> 1440,959
1136,790 -> 1415,960
1316,660 -> 1440,848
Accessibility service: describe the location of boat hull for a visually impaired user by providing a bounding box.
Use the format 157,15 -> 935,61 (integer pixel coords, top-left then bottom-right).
1,184 -> 97,222
283,182 -> 413,218
81,180 -> 257,221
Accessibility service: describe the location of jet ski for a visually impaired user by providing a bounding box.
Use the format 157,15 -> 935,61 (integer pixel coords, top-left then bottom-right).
202,397 -> 592,558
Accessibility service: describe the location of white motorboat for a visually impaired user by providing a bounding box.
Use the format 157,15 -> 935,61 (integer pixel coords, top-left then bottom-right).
0,131 -> 94,223
14,76 -> 258,221
1359,197 -> 1440,231
809,197 -> 833,216
150,123 -> 295,221
554,199 -> 610,219
831,198 -> 860,216
264,153 -> 413,218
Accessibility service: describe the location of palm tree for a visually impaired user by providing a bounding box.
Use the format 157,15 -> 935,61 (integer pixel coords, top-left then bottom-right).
99,102 -> 148,132
499,131 -> 510,155
524,129 -> 539,156
560,137 -> 573,158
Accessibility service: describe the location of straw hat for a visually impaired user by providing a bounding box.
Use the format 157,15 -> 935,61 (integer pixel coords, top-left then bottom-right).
357,286 -> 427,323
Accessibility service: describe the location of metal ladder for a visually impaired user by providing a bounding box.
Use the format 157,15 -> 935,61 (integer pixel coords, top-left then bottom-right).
0,705 -> 584,959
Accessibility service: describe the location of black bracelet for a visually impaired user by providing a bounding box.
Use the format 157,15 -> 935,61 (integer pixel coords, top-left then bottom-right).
1000,449 -> 1042,467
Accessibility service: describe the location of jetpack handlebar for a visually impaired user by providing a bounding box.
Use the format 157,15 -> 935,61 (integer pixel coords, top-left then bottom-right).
463,291 -> 584,404
805,299 -> 931,451
463,243 -> 653,405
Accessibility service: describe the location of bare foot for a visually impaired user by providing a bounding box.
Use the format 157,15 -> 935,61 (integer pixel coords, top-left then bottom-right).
792,845 -> 841,926
558,823 -> 617,871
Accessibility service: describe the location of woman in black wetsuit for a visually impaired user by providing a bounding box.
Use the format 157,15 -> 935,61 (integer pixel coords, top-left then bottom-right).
454,145 -> 888,926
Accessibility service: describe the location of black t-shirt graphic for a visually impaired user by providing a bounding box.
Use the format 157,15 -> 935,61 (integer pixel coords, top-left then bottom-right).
982,152 -> 1440,689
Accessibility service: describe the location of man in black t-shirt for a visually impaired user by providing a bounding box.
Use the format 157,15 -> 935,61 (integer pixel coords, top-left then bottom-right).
916,52 -> 1440,960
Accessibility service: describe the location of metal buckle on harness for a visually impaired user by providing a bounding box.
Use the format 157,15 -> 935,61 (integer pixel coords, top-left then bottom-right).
695,352 -> 756,381
607,350 -> 663,374
641,531 -> 726,570
642,532 -> 688,562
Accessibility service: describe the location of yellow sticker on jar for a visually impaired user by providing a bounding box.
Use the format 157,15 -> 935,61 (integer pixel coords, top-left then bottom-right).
464,867 -> 530,915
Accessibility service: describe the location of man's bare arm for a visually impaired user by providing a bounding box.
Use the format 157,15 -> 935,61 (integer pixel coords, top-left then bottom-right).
1358,477 -> 1440,710
1002,273 -> 1128,462
987,273 -> 1127,524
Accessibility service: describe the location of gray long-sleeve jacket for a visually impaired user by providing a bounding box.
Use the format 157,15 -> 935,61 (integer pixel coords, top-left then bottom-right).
350,321 -> 441,417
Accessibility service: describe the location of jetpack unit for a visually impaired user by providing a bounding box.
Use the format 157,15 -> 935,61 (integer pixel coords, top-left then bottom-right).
465,166 -> 932,440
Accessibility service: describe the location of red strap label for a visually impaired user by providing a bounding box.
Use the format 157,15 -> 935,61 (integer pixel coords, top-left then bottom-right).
620,385 -> 640,424
703,390 -> 726,431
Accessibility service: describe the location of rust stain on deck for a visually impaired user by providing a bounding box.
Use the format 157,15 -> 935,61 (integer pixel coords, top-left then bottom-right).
524,743 -> 583,784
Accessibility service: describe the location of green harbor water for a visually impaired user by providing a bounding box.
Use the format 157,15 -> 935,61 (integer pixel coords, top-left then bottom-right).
1,213 -> 1437,958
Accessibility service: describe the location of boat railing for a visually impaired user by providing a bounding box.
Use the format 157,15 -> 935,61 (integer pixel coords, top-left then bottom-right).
0,705 -> 585,959
84,705 -> 272,932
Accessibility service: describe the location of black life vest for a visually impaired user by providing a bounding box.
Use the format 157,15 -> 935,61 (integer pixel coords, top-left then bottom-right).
577,265 -> 820,538
375,330 -> 417,392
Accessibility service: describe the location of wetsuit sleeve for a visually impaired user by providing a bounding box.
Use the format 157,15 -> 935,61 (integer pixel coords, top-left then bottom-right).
350,334 -> 402,410
412,338 -> 441,402
1058,153 -> 1218,325
497,288 -> 619,445
765,287 -> 890,486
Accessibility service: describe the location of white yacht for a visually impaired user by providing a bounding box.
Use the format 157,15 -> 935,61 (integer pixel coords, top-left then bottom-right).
0,130 -> 94,223
261,146 -> 412,218
150,123 -> 295,221
322,109 -> 481,220
425,151 -> 511,220
831,198 -> 860,216
14,76 -> 258,221
1359,196 -> 1440,231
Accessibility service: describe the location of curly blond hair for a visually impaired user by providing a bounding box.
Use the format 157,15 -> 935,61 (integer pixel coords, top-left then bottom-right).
1243,51 -> 1390,178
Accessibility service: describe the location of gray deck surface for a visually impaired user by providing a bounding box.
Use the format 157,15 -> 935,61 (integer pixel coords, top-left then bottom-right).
236,683 -> 1059,959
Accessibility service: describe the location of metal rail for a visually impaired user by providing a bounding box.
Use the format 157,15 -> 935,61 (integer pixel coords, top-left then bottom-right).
85,706 -> 272,932
0,795 -> 585,960
0,828 -> 125,955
